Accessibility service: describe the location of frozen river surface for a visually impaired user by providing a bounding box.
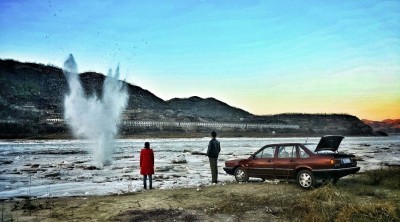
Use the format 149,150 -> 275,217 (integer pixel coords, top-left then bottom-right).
1,136 -> 399,199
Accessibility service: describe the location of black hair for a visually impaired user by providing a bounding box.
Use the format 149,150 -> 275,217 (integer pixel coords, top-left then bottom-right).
144,142 -> 150,149
211,131 -> 217,138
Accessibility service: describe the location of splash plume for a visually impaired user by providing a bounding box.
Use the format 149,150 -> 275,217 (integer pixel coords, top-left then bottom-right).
63,54 -> 128,167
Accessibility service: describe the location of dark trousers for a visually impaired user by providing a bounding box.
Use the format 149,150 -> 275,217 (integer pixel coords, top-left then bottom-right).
209,157 -> 218,183
143,175 -> 152,189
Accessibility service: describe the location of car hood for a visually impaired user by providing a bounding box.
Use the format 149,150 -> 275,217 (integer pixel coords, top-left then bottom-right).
314,135 -> 344,152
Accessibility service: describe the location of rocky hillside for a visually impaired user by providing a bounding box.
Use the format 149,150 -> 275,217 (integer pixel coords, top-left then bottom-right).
0,59 -> 377,138
167,96 -> 251,120
362,119 -> 400,134
0,59 -> 250,119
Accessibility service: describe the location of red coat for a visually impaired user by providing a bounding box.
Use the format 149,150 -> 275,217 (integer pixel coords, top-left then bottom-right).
140,148 -> 154,175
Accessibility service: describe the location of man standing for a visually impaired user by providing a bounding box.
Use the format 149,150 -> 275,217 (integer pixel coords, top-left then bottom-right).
207,131 -> 221,184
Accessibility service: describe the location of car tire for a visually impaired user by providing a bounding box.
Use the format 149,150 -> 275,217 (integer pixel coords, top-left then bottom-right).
234,167 -> 249,182
297,170 -> 315,189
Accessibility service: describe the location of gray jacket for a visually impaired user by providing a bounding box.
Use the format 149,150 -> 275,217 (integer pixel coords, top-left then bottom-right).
207,138 -> 220,158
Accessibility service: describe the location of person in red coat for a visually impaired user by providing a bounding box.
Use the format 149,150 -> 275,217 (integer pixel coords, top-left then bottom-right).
140,142 -> 154,189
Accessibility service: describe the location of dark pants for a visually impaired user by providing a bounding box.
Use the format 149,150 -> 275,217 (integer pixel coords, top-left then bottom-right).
143,175 -> 152,189
209,157 -> 218,183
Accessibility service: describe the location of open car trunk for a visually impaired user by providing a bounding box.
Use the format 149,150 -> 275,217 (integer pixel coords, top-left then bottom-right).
314,135 -> 344,153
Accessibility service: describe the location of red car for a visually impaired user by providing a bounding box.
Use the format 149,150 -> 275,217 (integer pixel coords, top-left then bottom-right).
223,136 -> 360,188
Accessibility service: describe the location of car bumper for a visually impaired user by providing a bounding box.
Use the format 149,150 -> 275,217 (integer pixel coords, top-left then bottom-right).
312,166 -> 360,178
223,167 -> 235,175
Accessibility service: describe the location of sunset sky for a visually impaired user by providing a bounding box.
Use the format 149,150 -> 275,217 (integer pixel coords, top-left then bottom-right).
1,0 -> 399,121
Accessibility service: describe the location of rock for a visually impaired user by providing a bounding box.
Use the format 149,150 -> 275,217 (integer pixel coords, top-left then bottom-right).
353,156 -> 364,161
110,165 -> 124,170
74,164 -> 100,170
172,155 -> 187,164
72,160 -> 87,164
77,175 -> 93,180
58,161 -> 74,169
191,151 -> 207,156
44,172 -> 61,177
113,155 -> 133,160
93,177 -> 106,183
20,168 -> 46,173
0,160 -> 13,165
84,166 -> 100,170
156,165 -> 174,172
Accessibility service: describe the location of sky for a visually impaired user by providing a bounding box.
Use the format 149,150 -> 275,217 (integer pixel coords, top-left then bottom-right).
0,0 -> 399,121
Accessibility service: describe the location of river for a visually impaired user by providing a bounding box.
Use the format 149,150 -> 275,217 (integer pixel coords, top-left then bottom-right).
0,136 -> 399,199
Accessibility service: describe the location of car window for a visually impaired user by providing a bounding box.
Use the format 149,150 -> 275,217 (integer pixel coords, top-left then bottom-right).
299,147 -> 310,158
304,143 -> 317,152
278,145 -> 296,158
255,146 -> 275,159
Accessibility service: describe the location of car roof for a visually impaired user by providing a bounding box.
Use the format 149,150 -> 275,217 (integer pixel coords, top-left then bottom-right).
262,143 -> 304,146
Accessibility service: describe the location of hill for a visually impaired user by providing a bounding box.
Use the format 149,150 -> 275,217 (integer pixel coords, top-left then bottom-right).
166,96 -> 252,120
0,59 -> 376,138
362,119 -> 400,134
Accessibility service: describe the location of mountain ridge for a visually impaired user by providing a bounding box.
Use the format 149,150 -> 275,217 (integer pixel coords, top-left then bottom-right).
0,59 -> 378,138
362,119 -> 400,134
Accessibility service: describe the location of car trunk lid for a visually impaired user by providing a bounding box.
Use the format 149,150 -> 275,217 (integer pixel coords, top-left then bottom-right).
314,135 -> 344,152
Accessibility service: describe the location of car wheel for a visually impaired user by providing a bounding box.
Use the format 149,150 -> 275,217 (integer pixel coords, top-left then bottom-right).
297,170 -> 315,189
234,167 -> 249,182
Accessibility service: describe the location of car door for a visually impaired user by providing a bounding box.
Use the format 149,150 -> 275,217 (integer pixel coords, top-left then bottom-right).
246,145 -> 276,178
274,145 -> 298,179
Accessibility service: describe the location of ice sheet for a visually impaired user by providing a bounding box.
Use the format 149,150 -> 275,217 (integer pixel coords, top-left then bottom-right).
0,136 -> 399,199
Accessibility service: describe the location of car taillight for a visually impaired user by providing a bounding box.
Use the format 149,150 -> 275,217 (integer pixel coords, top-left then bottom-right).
331,159 -> 340,167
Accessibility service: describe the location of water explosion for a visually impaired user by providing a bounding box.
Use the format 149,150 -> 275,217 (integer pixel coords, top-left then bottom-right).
63,54 -> 128,167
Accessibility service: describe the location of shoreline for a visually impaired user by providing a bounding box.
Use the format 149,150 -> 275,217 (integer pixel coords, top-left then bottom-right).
0,136 -> 398,204
0,133 -> 391,140
2,168 -> 399,222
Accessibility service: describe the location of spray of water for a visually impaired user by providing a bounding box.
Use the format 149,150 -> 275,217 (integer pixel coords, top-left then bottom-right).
63,54 -> 128,167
